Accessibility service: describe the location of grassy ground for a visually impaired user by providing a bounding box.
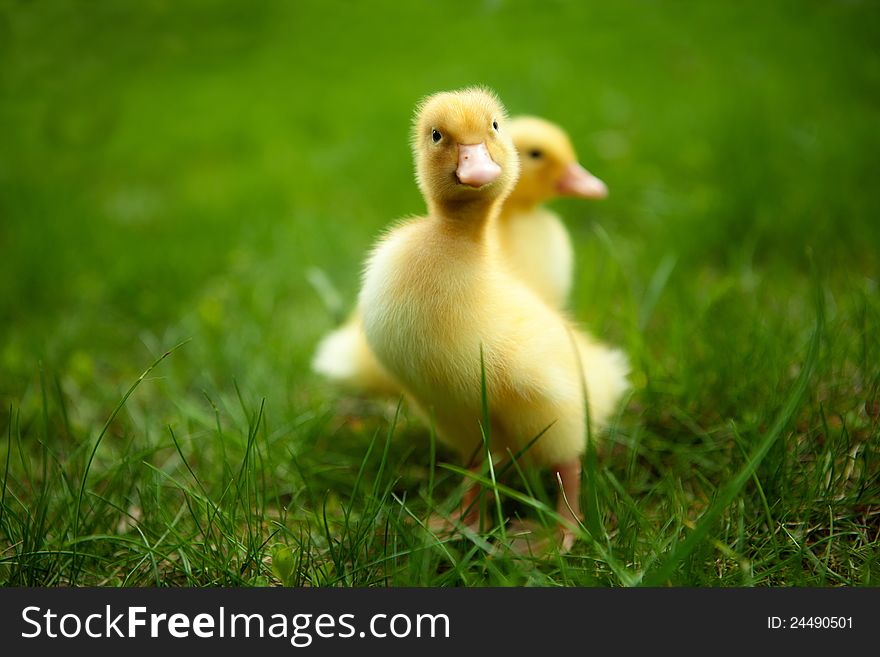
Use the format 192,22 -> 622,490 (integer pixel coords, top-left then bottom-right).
1,0 -> 878,586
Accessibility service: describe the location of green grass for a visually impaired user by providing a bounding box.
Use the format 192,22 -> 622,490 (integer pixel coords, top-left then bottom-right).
1,0 -> 878,586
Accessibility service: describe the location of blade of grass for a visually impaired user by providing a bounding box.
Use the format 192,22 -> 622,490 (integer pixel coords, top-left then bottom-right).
638,253 -> 677,331
479,345 -> 505,538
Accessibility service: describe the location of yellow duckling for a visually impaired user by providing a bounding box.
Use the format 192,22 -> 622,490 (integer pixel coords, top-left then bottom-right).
313,116 -> 607,395
359,87 -> 629,550
500,116 -> 607,309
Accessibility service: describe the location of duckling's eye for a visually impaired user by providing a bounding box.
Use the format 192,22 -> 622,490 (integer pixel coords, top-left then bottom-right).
492,120 -> 499,131
529,149 -> 543,159
431,129 -> 442,143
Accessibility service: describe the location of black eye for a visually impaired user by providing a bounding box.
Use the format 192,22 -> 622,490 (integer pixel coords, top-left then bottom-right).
492,120 -> 499,131
431,129 -> 442,143
529,149 -> 543,159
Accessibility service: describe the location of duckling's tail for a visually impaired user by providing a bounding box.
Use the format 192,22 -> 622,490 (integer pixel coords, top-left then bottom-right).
574,333 -> 631,431
312,316 -> 401,396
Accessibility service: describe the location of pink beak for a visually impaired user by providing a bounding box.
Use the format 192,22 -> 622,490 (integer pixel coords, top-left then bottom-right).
556,162 -> 608,199
456,142 -> 502,187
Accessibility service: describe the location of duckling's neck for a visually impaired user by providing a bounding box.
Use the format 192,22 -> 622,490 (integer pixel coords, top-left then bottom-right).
499,196 -> 541,220
430,197 -> 504,241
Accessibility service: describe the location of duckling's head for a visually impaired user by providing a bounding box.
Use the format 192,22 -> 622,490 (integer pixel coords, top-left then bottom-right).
412,87 -> 520,214
506,116 -> 607,208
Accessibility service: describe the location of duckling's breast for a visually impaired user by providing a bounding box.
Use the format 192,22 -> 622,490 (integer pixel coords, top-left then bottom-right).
359,220 -> 493,403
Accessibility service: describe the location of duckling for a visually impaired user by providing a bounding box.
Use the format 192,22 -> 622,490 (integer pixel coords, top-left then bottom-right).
313,116 -> 607,394
359,87 -> 629,550
499,116 -> 607,309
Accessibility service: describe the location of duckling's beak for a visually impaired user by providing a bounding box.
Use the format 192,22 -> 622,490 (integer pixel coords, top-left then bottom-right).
557,162 -> 608,199
456,143 -> 502,187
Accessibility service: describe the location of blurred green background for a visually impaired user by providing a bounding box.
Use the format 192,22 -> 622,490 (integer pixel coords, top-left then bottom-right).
1,0 -> 878,585
2,0 -> 877,392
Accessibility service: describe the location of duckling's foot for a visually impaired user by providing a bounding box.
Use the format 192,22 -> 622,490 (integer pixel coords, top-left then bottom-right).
426,508 -> 481,535
424,472 -> 483,535
504,519 -> 554,555
559,526 -> 576,553
503,519 -> 575,555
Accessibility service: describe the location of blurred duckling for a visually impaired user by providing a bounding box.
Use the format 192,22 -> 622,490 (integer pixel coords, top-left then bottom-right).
311,314 -> 400,395
500,116 -> 607,308
358,87 -> 629,551
313,116 -> 607,395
